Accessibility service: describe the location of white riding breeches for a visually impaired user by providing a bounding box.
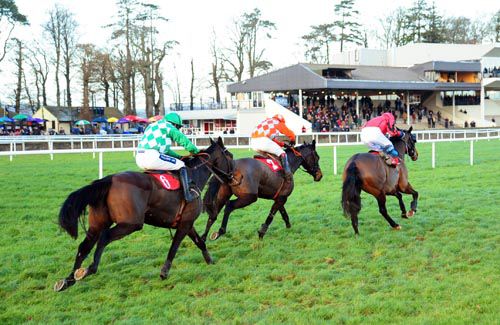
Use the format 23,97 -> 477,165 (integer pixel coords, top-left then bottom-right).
361,127 -> 394,152
250,137 -> 285,157
135,149 -> 185,171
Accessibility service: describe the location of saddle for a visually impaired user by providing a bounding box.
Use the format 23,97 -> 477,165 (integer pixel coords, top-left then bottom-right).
144,170 -> 181,190
253,152 -> 283,172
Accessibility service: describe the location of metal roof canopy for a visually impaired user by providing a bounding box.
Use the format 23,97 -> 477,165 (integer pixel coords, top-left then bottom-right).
227,63 -> 480,94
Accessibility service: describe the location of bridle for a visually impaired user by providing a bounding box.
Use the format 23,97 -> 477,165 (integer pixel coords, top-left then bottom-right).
288,145 -> 320,177
191,145 -> 234,184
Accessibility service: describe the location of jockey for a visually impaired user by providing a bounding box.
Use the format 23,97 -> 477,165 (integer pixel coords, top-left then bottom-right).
250,114 -> 296,180
361,112 -> 404,166
136,112 -> 200,202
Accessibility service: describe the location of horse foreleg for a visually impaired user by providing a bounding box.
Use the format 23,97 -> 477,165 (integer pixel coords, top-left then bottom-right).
391,192 -> 408,218
188,227 -> 213,265
376,195 -> 400,230
402,183 -> 419,217
258,200 -> 284,239
160,224 -> 191,280
201,185 -> 232,242
82,223 -> 143,279
213,194 -> 258,240
279,205 -> 291,228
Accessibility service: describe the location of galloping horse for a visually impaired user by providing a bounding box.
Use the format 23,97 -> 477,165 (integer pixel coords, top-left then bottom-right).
202,141 -> 323,241
54,137 -> 234,292
342,127 -> 419,234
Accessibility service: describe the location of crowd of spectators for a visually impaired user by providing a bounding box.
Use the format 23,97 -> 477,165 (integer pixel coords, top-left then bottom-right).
443,94 -> 480,106
483,67 -> 500,78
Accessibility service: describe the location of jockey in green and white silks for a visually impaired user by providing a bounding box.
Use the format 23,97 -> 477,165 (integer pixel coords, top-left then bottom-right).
136,112 -> 200,202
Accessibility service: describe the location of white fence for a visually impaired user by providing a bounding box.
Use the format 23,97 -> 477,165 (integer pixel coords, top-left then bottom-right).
1,129 -> 500,178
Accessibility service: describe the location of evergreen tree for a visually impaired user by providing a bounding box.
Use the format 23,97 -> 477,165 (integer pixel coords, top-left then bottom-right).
333,0 -> 363,52
302,23 -> 336,63
422,1 -> 444,43
403,0 -> 429,43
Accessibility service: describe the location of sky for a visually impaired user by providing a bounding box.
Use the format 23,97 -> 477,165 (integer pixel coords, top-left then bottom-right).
1,0 -> 498,111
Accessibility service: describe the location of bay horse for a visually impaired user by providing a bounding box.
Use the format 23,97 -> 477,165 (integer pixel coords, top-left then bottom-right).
202,141 -> 323,241
54,137 -> 234,292
342,127 -> 419,234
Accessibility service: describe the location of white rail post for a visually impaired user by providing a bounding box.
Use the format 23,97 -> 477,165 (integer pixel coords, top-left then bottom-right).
99,151 -> 103,179
470,140 -> 474,166
333,146 -> 337,175
92,140 -> 96,159
432,142 -> 436,169
132,140 -> 136,157
71,137 -> 74,149
9,141 -> 13,161
49,139 -> 54,160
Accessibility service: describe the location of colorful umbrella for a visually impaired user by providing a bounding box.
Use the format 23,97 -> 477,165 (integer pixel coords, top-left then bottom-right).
107,117 -> 119,123
124,115 -> 141,122
117,117 -> 130,124
136,117 -> 149,123
13,114 -> 29,120
27,117 -> 45,123
0,116 -> 14,123
92,116 -> 108,123
148,115 -> 163,122
75,119 -> 90,126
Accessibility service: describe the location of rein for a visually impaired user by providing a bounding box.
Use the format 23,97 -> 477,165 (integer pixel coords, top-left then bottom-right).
191,150 -> 234,184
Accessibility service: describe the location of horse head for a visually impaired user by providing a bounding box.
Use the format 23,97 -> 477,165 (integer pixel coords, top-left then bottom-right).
290,139 -> 323,181
205,136 -> 234,176
393,126 -> 418,161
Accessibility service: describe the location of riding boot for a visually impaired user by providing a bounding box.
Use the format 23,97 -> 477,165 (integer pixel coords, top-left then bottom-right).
179,167 -> 199,202
280,153 -> 292,181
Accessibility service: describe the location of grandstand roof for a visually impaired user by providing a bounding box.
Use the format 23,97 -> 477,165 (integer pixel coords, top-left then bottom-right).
227,63 -> 480,93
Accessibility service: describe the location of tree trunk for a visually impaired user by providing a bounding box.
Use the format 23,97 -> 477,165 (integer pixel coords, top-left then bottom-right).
15,40 -> 23,114
65,58 -> 71,106
55,48 -> 61,107
103,80 -> 110,107
190,59 -> 194,110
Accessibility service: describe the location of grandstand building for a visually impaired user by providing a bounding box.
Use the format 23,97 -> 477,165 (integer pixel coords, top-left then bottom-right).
226,43 -> 500,135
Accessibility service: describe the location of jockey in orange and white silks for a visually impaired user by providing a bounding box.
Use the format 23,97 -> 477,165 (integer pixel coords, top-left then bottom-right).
361,112 -> 404,166
250,114 -> 296,179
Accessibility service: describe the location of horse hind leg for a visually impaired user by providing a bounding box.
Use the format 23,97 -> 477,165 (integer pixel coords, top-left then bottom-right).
201,184 -> 232,242
376,195 -> 401,230
160,224 -> 191,280
188,227 -> 213,265
76,223 -> 143,280
54,228 -> 100,292
212,194 -> 258,240
279,205 -> 291,228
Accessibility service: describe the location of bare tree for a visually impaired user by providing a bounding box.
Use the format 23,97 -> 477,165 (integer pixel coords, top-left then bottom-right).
222,19 -> 246,82
302,24 -> 336,63
26,42 -> 49,107
209,31 -> 225,104
44,5 -> 64,107
78,44 -> 98,120
0,0 -> 28,63
60,8 -> 78,107
11,38 -> 24,113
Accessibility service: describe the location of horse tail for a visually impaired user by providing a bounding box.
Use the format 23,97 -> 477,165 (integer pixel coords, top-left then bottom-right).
58,175 -> 113,239
203,176 -> 222,216
342,161 -> 362,219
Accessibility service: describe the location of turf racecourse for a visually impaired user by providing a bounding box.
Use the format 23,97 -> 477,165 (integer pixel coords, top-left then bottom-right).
1,140 -> 499,324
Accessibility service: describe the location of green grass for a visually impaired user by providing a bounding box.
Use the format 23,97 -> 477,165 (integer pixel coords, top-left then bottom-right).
1,140 -> 499,324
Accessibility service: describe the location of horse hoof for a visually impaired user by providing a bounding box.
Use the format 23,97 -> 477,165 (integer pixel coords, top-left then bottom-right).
408,210 -> 415,217
210,232 -> 219,241
258,231 -> 265,240
401,213 -> 408,219
74,268 -> 88,281
285,223 -> 291,229
393,225 -> 402,230
54,279 -> 68,292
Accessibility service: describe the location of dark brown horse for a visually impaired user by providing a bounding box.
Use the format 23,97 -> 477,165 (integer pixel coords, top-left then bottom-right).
342,127 -> 419,234
202,141 -> 323,241
54,137 -> 234,292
